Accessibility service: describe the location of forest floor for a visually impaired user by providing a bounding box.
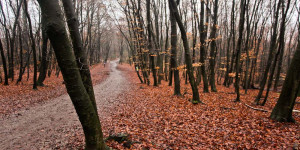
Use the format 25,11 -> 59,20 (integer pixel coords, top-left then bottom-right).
101,64 -> 300,149
0,63 -> 110,116
0,61 -> 299,149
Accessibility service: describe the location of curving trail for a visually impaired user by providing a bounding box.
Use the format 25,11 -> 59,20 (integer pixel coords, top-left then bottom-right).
0,60 -> 130,149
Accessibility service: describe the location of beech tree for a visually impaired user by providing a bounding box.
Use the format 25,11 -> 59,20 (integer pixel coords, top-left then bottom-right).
169,0 -> 201,104
168,0 -> 181,95
36,0 -> 108,149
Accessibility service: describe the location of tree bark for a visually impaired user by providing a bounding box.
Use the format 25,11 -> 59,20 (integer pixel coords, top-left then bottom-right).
37,0 -> 107,149
199,0 -> 209,93
209,0 -> 218,92
24,0 -> 37,90
37,23 -> 49,86
146,0 -> 158,86
168,0 -> 181,95
234,0 -> 246,102
0,37 -> 8,85
255,0 -> 281,105
169,0 -> 202,103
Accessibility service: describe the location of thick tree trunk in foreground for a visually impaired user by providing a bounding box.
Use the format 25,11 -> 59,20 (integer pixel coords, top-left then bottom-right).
270,23 -> 300,122
62,0 -> 99,114
37,0 -> 107,149
169,0 -> 201,104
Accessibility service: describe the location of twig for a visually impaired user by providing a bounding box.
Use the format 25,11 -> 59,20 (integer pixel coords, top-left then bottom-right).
243,103 -> 300,113
243,103 -> 269,112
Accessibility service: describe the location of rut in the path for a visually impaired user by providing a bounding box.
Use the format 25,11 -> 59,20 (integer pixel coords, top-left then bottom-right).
0,60 -> 130,149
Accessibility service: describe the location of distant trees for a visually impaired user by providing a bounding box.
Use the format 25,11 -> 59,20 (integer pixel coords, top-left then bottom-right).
115,0 -> 299,107
0,0 -> 114,87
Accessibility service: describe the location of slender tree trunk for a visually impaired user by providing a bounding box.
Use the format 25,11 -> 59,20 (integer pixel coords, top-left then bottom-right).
24,0 -> 37,90
255,0 -> 281,105
146,0 -> 158,86
261,0 -> 290,106
209,0 -> 218,92
169,0 -> 202,103
9,0 -> 23,81
16,24 -> 23,84
0,37 -> 8,85
168,0 -> 181,95
234,0 -> 246,102
199,0 -> 209,93
37,24 -> 49,86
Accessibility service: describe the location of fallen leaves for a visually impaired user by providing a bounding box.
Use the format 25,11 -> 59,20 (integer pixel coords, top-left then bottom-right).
102,64 -> 299,149
0,63 -> 110,116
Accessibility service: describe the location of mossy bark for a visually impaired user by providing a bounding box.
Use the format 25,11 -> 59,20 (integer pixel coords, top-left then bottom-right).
37,0 -> 107,149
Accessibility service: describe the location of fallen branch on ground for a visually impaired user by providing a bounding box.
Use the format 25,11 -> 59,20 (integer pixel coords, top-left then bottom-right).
243,103 -> 269,112
242,103 -> 300,113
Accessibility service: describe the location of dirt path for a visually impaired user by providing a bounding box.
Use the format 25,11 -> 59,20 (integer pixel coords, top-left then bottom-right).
0,60 -> 131,149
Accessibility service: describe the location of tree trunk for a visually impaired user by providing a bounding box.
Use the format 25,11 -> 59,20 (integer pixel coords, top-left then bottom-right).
9,0 -> 23,81
169,0 -> 202,104
199,0 -> 209,93
261,0 -> 290,106
234,0 -> 246,102
0,37 -> 8,85
37,0 -> 107,149
255,0 -> 281,105
16,24 -> 23,84
168,0 -> 181,95
37,24 -> 49,86
146,0 -> 158,87
209,0 -> 218,92
24,0 -> 37,90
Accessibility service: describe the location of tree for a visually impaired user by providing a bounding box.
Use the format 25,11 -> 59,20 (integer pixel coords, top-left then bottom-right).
0,37 -> 8,85
37,0 -> 108,149
270,17 -> 300,122
255,0 -> 281,105
168,0 -> 181,95
24,0 -> 38,89
234,0 -> 246,102
37,25 -> 49,86
198,0 -> 209,93
209,0 -> 219,92
146,0 -> 158,86
169,0 -> 201,104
